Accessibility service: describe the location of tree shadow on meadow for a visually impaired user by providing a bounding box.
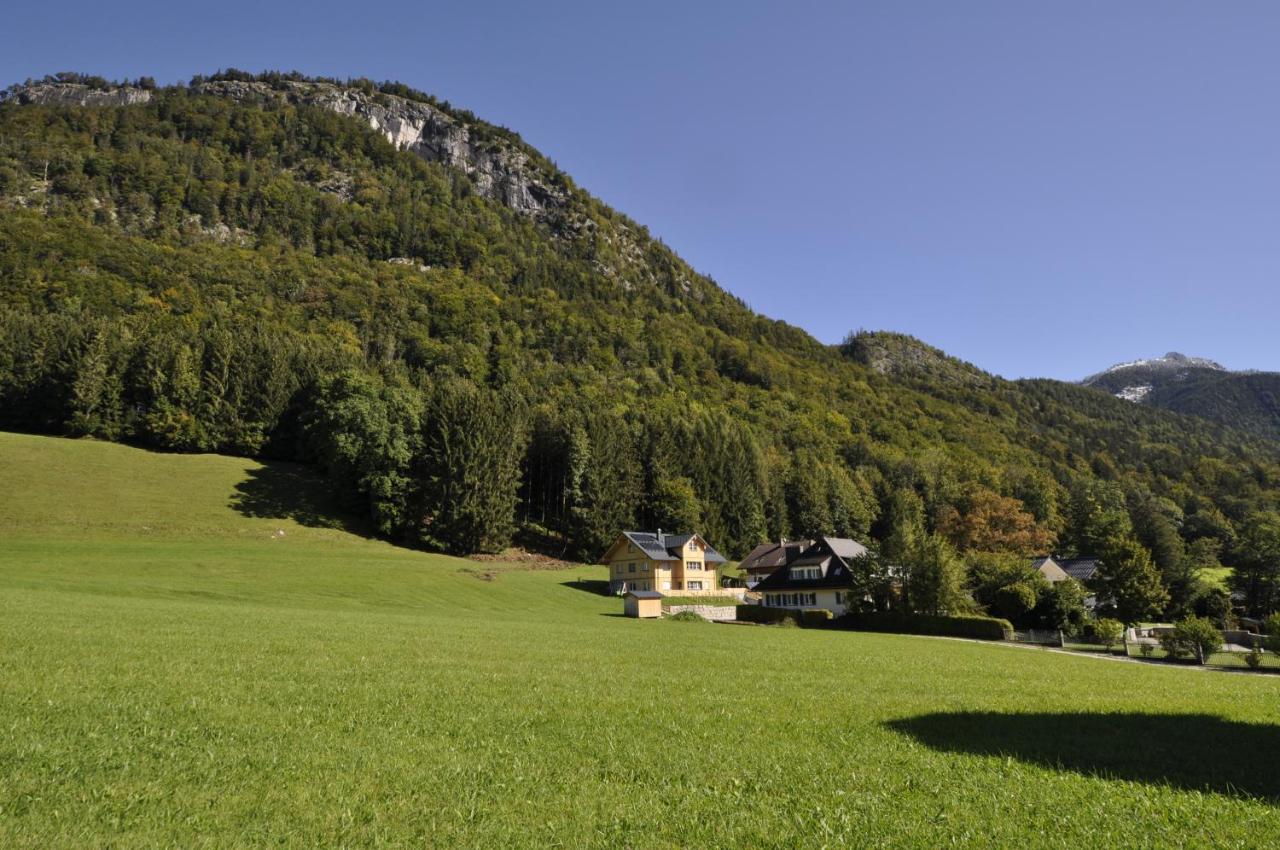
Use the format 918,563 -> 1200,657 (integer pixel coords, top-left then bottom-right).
886,711 -> 1280,802
229,461 -> 368,535
560,578 -> 612,596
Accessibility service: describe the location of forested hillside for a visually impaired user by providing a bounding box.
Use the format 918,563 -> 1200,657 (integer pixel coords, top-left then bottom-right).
2,72 -> 1279,619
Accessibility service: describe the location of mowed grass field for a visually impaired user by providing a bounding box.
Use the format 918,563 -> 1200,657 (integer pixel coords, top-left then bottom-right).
2,432 -> 1279,848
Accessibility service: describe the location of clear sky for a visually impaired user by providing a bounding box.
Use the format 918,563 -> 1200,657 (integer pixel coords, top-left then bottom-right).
4,1 -> 1279,379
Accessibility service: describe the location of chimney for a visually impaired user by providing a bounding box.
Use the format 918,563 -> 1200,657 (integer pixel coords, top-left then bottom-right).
657,528 -> 663,547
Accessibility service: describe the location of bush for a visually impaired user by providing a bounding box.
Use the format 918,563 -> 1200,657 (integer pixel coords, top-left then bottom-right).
835,611 -> 1013,641
736,605 -> 800,626
1265,614 -> 1280,654
1158,630 -> 1187,660
1157,617 -> 1224,664
1173,617 -> 1223,664
1094,618 -> 1124,650
735,606 -> 835,628
666,610 -> 706,623
800,609 -> 834,627
1138,642 -> 1154,658
1246,647 -> 1263,670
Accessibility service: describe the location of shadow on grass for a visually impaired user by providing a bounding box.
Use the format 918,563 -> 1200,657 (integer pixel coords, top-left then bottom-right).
560,579 -> 612,596
887,711 -> 1280,802
229,462 -> 367,535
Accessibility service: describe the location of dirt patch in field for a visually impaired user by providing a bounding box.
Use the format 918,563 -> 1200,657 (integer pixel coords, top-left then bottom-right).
466,548 -> 582,571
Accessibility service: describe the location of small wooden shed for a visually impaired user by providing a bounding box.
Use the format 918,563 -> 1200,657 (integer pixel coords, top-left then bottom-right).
624,590 -> 664,619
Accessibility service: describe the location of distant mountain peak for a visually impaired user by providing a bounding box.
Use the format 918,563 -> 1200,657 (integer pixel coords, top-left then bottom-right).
1095,352 -> 1227,378
1074,353 -> 1280,440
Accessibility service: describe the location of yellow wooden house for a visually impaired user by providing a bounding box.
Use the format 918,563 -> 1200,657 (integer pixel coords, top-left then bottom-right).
601,530 -> 727,594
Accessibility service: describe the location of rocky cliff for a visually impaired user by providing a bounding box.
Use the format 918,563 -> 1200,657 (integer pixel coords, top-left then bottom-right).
8,82 -> 154,108
5,79 -> 566,215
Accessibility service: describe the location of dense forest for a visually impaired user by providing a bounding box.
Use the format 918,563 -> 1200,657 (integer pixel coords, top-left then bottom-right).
2,72 -> 1279,623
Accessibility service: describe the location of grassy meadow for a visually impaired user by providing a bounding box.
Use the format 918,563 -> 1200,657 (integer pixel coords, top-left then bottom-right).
2,431 -> 1279,848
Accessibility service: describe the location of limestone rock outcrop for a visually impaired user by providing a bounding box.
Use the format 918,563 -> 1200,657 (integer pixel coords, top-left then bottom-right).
6,79 -> 565,215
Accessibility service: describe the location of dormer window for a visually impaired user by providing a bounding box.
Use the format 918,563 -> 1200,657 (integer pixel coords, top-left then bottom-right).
792,566 -> 821,581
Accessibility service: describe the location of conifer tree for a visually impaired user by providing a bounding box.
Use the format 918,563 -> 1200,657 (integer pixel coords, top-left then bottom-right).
416,378 -> 527,554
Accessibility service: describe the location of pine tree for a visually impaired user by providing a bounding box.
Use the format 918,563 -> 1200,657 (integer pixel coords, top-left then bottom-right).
566,410 -> 640,561
416,378 -> 527,554
1230,513 -> 1280,617
907,534 -> 968,616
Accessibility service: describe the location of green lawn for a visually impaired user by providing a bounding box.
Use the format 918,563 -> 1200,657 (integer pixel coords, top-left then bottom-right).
2,432 -> 1279,848
1199,566 -> 1234,591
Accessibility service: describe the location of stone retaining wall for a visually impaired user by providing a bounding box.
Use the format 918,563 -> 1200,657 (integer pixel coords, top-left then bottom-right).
664,605 -> 737,621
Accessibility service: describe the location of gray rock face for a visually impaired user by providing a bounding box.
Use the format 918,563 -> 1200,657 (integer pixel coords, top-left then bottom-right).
5,79 -> 565,215
7,83 -> 154,107
194,80 -> 564,214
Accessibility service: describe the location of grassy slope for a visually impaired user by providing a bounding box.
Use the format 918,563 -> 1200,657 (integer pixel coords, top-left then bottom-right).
1,433 -> 1279,848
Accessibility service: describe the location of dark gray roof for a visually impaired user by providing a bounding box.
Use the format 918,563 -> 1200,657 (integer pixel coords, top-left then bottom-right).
625,590 -> 664,599
617,531 -> 728,564
789,553 -> 833,568
740,540 -> 811,574
1056,557 -> 1100,581
752,535 -> 873,591
621,531 -> 679,561
821,536 -> 869,560
754,557 -> 854,591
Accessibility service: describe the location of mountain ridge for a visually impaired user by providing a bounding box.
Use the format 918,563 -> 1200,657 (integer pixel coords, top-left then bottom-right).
1083,352 -> 1280,441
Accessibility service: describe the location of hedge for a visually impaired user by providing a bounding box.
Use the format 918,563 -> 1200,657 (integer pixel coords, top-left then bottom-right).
736,605 -> 799,625
801,609 -> 834,627
835,611 -> 1013,641
735,606 -> 836,628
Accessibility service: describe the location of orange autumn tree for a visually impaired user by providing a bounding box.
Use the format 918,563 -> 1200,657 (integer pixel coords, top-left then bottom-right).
939,487 -> 1056,555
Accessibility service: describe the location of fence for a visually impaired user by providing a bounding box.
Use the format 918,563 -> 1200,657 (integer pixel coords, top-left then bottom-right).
1010,629 -> 1064,647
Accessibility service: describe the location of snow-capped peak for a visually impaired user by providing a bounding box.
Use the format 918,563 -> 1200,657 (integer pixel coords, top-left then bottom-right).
1099,352 -> 1226,376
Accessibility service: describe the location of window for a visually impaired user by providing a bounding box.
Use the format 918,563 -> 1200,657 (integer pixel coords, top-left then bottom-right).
662,581 -> 671,590
628,563 -> 636,573
688,581 -> 703,591
686,561 -> 702,571
792,566 -> 821,580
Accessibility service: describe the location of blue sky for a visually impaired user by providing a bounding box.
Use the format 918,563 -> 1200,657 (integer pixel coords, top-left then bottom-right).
4,1 -> 1279,379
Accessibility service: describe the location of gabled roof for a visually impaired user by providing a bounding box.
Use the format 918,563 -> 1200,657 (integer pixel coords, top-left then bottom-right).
619,531 -> 679,561
602,531 -> 727,564
819,536 -> 869,560
739,540 -> 811,574
753,556 -> 855,591
625,590 -> 664,599
1056,557 -> 1101,581
753,535 -> 873,591
1031,556 -> 1070,583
